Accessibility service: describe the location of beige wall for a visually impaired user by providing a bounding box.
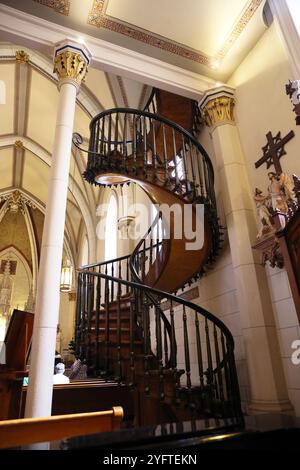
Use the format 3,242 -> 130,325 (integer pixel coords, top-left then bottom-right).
227,22 -> 300,415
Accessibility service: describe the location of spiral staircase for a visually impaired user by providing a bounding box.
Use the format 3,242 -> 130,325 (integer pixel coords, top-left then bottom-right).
73,89 -> 243,426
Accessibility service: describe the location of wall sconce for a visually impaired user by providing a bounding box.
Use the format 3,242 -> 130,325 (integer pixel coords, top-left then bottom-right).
60,259 -> 73,292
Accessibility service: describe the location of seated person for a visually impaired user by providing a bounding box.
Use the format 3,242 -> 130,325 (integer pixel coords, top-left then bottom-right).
53,362 -> 70,384
69,356 -> 87,380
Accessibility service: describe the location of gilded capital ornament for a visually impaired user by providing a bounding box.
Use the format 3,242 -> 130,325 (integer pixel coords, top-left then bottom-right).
202,96 -> 235,127
53,41 -> 91,91
53,51 -> 88,87
14,140 -> 24,149
15,50 -> 29,64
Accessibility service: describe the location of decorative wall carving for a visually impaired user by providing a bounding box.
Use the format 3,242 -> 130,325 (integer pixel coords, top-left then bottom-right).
0,191 -> 36,215
202,96 -> 235,127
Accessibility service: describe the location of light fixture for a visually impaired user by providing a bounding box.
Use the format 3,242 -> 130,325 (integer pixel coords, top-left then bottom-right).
60,259 -> 73,292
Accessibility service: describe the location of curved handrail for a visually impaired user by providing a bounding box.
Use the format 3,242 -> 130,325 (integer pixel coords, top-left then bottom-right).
88,107 -> 214,184
77,268 -> 235,350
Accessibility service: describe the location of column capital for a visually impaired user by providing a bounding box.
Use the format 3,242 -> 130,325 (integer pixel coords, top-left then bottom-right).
53,39 -> 92,92
199,86 -> 235,127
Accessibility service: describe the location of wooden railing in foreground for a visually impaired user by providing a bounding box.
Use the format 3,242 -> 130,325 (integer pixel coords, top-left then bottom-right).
0,406 -> 123,449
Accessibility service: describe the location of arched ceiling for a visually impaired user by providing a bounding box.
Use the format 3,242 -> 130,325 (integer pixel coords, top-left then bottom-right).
0,42 -> 151,264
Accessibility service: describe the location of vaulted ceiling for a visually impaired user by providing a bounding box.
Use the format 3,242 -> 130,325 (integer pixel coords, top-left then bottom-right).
0,0 -> 268,80
0,42 -> 151,264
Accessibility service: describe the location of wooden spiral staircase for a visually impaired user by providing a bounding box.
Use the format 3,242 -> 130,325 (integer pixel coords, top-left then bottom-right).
73,89 -> 243,426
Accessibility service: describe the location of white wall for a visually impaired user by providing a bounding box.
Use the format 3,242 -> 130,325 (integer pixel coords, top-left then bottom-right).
228,22 -> 300,415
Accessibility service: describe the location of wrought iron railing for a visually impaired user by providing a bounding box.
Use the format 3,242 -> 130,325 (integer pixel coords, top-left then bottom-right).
73,105 -> 241,423
81,108 -> 215,206
75,265 -> 242,421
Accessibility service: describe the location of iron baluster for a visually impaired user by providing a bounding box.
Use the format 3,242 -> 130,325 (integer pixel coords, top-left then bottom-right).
116,278 -> 122,383
104,277 -> 110,378
111,262 -> 114,303
181,134 -> 191,197
221,332 -> 231,411
172,128 -> 179,190
213,324 -> 224,402
142,293 -> 150,395
143,116 -> 148,179
162,124 -> 169,185
182,305 -> 191,390
75,272 -> 82,355
100,115 -> 105,155
95,272 -> 101,374
151,118 -> 158,182
114,110 -> 119,154
86,273 -> 94,366
129,290 -> 136,387
155,301 -> 164,401
163,322 -> 169,366
123,113 -> 128,172
79,273 -> 87,360
108,113 -> 112,156
132,115 -> 137,175
194,311 -> 204,388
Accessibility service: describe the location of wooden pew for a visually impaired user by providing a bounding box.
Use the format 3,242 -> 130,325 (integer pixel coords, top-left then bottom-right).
0,310 -> 34,420
20,379 -> 137,424
0,406 -> 123,449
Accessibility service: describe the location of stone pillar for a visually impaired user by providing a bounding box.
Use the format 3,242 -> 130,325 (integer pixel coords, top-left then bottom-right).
200,86 -> 292,413
25,40 -> 91,418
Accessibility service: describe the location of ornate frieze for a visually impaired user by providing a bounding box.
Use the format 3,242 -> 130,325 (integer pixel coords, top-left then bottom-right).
33,0 -> 70,16
87,0 -> 263,67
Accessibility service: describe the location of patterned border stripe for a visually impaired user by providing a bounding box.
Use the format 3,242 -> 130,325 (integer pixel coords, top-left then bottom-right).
33,0 -> 70,16
87,0 -> 263,67
217,0 -> 263,59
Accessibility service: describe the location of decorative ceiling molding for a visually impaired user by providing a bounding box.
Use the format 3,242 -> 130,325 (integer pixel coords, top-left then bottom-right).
33,0 -> 70,16
0,190 -> 36,214
116,75 -> 129,107
104,72 -> 118,107
87,0 -> 263,67
0,136 -> 97,263
138,84 -> 148,110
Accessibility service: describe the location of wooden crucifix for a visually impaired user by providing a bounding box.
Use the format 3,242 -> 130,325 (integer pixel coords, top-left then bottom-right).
255,130 -> 295,174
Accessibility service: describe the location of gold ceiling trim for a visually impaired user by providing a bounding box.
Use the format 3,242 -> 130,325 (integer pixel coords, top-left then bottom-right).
33,0 -> 70,16
87,0 -> 263,67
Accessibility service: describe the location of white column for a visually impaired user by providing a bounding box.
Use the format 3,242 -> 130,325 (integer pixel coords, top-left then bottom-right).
200,87 -> 293,414
25,40 -> 91,418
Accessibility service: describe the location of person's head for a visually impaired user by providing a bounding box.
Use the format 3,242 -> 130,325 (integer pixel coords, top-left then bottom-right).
54,362 -> 65,375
